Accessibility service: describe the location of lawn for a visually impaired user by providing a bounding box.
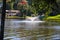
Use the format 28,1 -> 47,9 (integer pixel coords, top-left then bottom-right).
45,15 -> 60,22
6,16 -> 24,19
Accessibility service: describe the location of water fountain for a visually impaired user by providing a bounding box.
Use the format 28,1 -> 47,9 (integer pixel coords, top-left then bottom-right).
26,16 -> 39,21
12,16 -> 45,23
25,16 -> 45,23
10,16 -> 45,29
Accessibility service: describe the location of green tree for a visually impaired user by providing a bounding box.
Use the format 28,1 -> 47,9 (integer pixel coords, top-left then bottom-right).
30,0 -> 59,20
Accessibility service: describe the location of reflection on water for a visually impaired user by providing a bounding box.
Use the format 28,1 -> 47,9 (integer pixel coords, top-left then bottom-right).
4,19 -> 60,40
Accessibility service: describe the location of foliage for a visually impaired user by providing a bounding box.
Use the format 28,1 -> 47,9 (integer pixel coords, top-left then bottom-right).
45,15 -> 60,22
6,16 -> 25,19
31,0 -> 47,13
29,0 -> 60,20
7,0 -> 60,19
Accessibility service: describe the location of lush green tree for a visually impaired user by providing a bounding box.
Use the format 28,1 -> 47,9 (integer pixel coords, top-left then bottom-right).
13,0 -> 60,19
30,0 -> 60,20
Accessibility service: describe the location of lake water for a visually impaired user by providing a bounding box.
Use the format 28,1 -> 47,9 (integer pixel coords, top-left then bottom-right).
4,19 -> 60,40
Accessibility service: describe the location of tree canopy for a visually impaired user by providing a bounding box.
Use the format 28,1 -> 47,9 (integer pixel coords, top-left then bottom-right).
30,0 -> 60,16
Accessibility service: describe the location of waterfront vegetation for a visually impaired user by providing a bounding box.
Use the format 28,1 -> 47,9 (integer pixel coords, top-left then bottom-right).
45,15 -> 60,21
6,0 -> 60,22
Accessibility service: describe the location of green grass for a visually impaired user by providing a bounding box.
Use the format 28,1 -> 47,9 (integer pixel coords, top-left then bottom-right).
46,15 -> 60,19
6,16 -> 25,19
6,16 -> 36,19
45,15 -> 60,22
